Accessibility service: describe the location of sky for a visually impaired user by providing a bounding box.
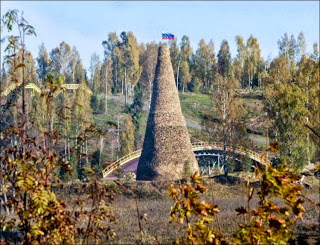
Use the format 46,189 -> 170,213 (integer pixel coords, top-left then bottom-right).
1,1 -> 319,71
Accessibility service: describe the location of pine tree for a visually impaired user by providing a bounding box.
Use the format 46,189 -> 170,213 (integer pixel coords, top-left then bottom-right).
217,40 -> 232,79
90,94 -> 99,113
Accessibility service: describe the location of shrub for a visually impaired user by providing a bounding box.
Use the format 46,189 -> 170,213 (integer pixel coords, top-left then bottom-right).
233,164 -> 306,244
169,172 -> 227,244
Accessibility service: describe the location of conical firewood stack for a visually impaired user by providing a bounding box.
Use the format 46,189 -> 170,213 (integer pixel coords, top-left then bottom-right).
136,44 -> 198,181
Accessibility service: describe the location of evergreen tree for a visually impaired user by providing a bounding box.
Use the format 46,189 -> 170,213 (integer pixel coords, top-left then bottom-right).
37,43 -> 50,84
127,83 -> 144,149
119,115 -> 135,157
90,94 -> 99,113
217,40 -> 232,78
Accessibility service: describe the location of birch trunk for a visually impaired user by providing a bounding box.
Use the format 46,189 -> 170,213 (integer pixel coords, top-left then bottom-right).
105,63 -> 108,114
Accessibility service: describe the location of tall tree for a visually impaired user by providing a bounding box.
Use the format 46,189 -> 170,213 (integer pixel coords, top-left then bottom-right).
119,114 -> 135,157
194,39 -> 211,92
264,54 -> 312,171
245,35 -> 261,89
235,35 -> 247,88
169,39 -> 180,89
207,39 -> 217,89
37,43 -> 50,84
296,32 -> 306,60
140,42 -> 158,107
115,31 -> 142,104
102,32 -> 121,93
89,53 -> 101,93
71,47 -> 85,84
2,9 -> 36,155
49,42 -> 73,83
127,83 -> 144,149
179,35 -> 193,92
70,78 -> 93,176
203,74 -> 247,176
217,39 -> 232,79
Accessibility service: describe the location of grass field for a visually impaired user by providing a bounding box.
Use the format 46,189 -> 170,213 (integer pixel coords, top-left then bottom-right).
179,92 -> 213,124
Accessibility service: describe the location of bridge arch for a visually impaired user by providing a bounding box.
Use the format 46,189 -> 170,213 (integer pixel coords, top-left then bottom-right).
102,142 -> 268,178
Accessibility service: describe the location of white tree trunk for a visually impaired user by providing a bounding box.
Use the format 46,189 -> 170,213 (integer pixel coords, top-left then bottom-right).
99,136 -> 103,167
124,67 -> 127,105
176,56 -> 181,90
105,64 -> 108,114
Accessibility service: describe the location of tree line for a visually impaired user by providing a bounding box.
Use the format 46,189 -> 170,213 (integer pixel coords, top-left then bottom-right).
1,15 -> 319,173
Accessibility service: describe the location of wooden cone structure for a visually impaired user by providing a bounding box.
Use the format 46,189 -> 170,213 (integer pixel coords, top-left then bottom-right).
136,44 -> 199,181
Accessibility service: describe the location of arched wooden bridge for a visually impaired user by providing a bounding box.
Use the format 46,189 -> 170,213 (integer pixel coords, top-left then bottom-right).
1,82 -> 92,98
102,142 -> 269,178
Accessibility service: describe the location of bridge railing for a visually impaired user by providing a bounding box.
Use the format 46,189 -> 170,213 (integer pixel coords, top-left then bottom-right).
1,82 -> 93,98
1,82 -> 22,97
25,83 -> 41,94
102,141 -> 269,178
193,141 -> 267,164
102,149 -> 142,177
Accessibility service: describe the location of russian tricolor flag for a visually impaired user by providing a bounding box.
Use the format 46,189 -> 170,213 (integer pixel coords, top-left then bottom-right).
162,32 -> 175,40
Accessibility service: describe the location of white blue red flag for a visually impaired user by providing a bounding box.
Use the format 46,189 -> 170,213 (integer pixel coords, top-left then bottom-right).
162,32 -> 175,40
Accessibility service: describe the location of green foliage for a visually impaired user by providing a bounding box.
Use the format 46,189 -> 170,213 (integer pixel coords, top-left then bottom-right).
91,149 -> 103,177
217,40 -> 232,79
0,10 -> 119,244
203,74 -> 248,176
187,77 -> 201,92
91,149 -> 100,167
193,39 -> 216,92
233,164 -> 305,244
127,83 -> 144,148
119,115 -> 135,157
169,172 -> 227,244
90,94 -> 99,113
98,96 -> 106,113
264,52 -> 318,171
241,154 -> 253,172
69,151 -> 79,180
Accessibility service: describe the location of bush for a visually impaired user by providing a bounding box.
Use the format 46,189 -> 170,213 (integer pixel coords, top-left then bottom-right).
90,94 -> 99,113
